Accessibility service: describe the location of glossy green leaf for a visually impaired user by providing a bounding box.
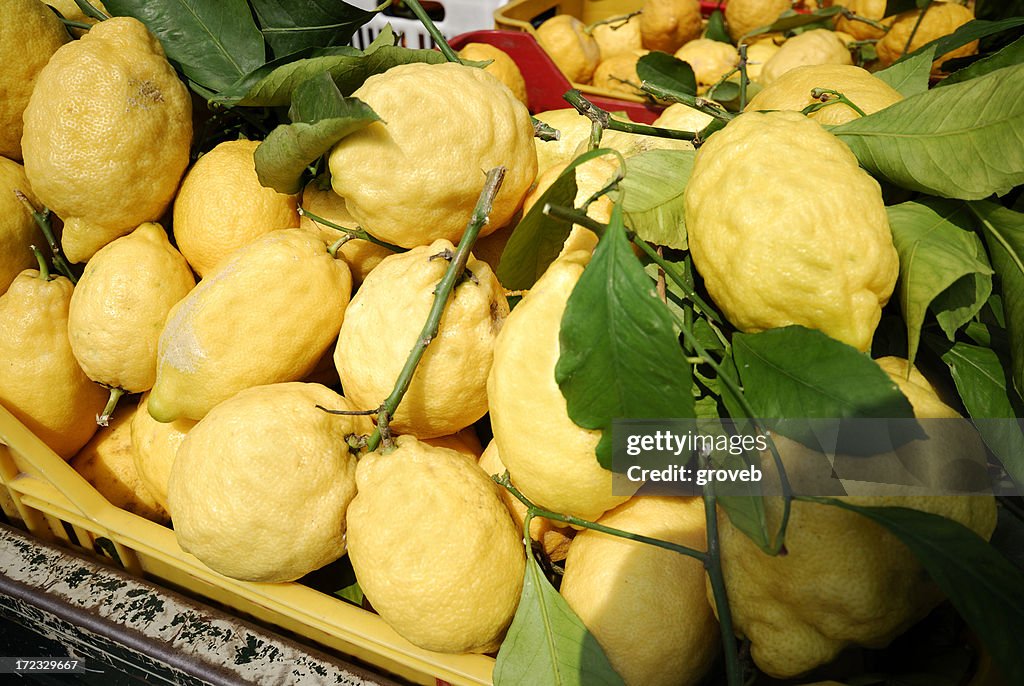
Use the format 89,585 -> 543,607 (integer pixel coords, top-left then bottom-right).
254,73 -> 379,194
928,337 -> 1024,490
732,326 -> 914,419
873,46 -> 935,97
940,35 -> 1024,87
104,0 -> 265,93
970,202 -> 1024,400
704,10 -> 730,44
557,208 -> 695,469
493,554 -> 624,686
740,6 -> 842,40
497,149 -> 616,290
833,64 -> 1024,200
636,52 -> 697,97
616,149 -> 693,250
888,198 -> 994,367
249,0 -> 375,58
810,498 -> 1024,686
212,44 -> 445,106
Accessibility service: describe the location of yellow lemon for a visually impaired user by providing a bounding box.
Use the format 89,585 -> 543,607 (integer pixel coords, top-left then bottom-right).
726,0 -> 791,42
536,14 -> 602,83
745,64 -> 903,125
639,0 -> 703,53
592,13 -> 643,60
459,42 -> 529,106
759,29 -> 853,85
673,38 -> 740,93
0,157 -> 43,294
877,2 -> 977,72
130,392 -> 194,511
592,49 -> 649,96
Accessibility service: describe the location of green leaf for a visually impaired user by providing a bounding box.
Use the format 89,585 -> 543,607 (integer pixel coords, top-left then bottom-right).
249,0 -> 375,58
900,18 -> 1024,66
497,148 -> 615,290
873,45 -> 936,97
940,35 -> 1024,87
704,10 -> 731,44
556,207 -> 695,469
617,149 -> 694,250
740,6 -> 843,40
887,198 -> 994,366
104,0 -> 265,94
493,555 -> 624,686
832,64 -> 1024,200
212,44 -> 445,106
971,201 -> 1024,397
636,52 -> 697,97
335,581 -> 364,605
928,337 -> 1024,490
731,326 -> 915,419
809,498 -> 1024,686
253,74 -> 380,194
718,491 -> 773,553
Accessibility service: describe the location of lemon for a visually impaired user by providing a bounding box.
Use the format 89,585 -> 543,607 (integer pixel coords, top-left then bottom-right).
478,439 -> 575,562
488,244 -> 637,521
424,427 -> 484,459
533,108 -> 596,177
21,16 -> 192,263
346,435 -> 525,653
726,0 -> 791,42
716,357 -> 997,678
739,36 -> 783,83
328,62 -> 536,249
652,103 -> 715,133
0,0 -> 69,160
684,111 -> 897,351
70,401 -> 169,524
334,239 -> 508,438
561,497 -> 718,686
0,157 -> 42,294
130,392 -> 194,511
173,139 -> 299,278
535,14 -> 602,83
592,50 -> 648,97
68,223 -> 196,395
673,39 -> 740,94
592,13 -> 643,60
149,229 -> 352,422
458,42 -> 529,106
639,0 -> 703,53
745,64 -> 903,125
522,154 -> 620,238
758,29 -> 853,85
168,382 -> 368,582
0,268 -> 107,458
47,0 -> 107,37
877,2 -> 977,72
833,0 -> 887,41
299,177 -> 391,284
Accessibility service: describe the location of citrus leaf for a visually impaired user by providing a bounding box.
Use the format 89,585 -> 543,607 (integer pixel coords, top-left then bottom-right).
971,201 -> 1024,398
249,0 -> 375,58
940,35 -> 1024,87
497,148 -> 615,290
493,554 -> 624,686
740,6 -> 843,40
832,64 -> 1024,200
809,498 -> 1024,686
104,0 -> 265,93
212,44 -> 445,106
616,149 -> 694,250
873,45 -> 935,97
254,75 -> 379,194
705,9 -> 730,44
636,52 -> 697,97
731,326 -> 915,419
927,337 -> 1024,490
888,198 -> 994,367
556,207 -> 695,469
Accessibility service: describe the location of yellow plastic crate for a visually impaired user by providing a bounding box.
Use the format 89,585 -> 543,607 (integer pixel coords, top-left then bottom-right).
0,404 -> 495,686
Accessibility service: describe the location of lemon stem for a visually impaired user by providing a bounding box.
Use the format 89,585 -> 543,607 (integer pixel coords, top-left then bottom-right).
587,118 -> 605,151
563,89 -> 700,141
74,0 -> 109,21
802,88 -> 868,118
737,43 -> 750,111
403,0 -> 461,63
533,119 -> 561,142
839,8 -> 891,33
631,83 -> 735,123
297,206 -> 406,253
902,2 -> 933,59
15,191 -> 78,284
97,387 -> 124,427
542,203 -> 795,555
702,487 -> 743,686
495,471 -> 707,562
30,245 -> 51,282
364,166 -> 506,453
583,10 -> 642,35
60,19 -> 92,30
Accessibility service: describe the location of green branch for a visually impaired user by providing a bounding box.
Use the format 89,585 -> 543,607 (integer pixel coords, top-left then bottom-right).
703,487 -> 742,686
297,206 -> 406,253
563,89 -> 698,141
403,0 -> 461,63
636,82 -> 735,123
15,191 -> 78,284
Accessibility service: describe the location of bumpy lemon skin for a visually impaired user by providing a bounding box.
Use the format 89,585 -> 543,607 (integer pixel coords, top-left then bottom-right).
0,157 -> 43,294
758,29 -> 852,86
683,111 -> 898,352
745,64 -> 903,125
726,0 -> 791,42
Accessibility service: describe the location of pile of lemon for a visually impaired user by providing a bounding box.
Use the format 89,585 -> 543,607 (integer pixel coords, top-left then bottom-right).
0,1 -> 1003,685
532,0 -> 977,98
